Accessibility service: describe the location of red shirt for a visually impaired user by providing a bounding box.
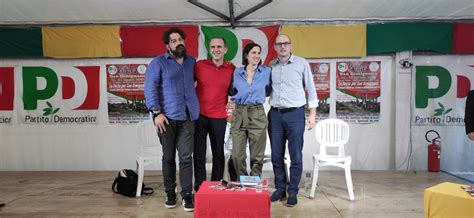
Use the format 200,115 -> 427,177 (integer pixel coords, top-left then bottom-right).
195,59 -> 235,118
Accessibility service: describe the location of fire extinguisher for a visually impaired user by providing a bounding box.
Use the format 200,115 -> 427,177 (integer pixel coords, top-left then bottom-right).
425,130 -> 441,172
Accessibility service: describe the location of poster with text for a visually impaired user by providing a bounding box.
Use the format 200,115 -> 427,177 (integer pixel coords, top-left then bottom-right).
336,61 -> 381,123
107,64 -> 149,124
309,62 -> 330,120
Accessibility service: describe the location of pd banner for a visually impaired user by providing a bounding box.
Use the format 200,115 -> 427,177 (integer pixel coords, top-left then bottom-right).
15,63 -> 100,124
0,67 -> 14,125
336,61 -> 381,123
199,25 -> 279,66
411,55 -> 474,182
107,63 -> 149,124
412,57 -> 473,126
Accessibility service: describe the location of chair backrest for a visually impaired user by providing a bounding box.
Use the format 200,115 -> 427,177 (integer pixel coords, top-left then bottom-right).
315,118 -> 350,157
136,120 -> 161,155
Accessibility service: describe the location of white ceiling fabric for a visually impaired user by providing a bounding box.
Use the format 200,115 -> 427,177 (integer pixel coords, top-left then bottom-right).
1,0 -> 474,25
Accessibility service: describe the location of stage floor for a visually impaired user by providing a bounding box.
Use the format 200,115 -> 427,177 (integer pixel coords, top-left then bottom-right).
0,170 -> 467,217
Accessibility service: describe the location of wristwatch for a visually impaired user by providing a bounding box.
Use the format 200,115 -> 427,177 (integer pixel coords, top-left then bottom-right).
151,110 -> 162,118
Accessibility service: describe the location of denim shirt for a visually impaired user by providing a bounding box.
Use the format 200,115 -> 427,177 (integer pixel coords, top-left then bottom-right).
230,65 -> 271,105
144,53 -> 199,121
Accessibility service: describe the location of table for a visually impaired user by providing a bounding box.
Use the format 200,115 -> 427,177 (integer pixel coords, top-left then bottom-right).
195,181 -> 270,218
424,182 -> 474,218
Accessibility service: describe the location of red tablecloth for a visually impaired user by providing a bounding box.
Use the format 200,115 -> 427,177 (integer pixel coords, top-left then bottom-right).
194,181 -> 270,218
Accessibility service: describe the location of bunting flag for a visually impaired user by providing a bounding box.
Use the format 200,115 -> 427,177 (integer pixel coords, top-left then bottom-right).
42,26 -> 121,58
367,22 -> 452,54
199,25 -> 279,65
282,25 -> 366,58
120,25 -> 199,57
0,27 -> 43,57
1,23 -> 473,59
452,23 -> 474,54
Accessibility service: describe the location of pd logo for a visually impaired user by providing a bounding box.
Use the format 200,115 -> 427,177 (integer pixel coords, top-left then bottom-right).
22,66 -> 100,111
416,66 -> 471,108
414,65 -> 472,125
200,25 -> 279,65
0,67 -> 14,111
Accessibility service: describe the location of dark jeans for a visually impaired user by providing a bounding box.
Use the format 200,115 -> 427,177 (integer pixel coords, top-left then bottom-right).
268,107 -> 305,194
194,114 -> 227,191
157,118 -> 194,196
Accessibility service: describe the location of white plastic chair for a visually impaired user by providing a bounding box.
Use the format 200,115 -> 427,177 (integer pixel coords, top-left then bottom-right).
263,154 -> 291,182
263,134 -> 291,182
135,119 -> 161,197
309,118 -> 354,200
221,123 -> 233,181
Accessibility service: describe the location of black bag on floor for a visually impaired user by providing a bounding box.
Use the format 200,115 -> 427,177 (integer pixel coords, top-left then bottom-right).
112,169 -> 154,197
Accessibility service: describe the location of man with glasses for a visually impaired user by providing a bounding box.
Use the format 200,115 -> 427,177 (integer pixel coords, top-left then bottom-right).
194,37 -> 235,191
268,34 -> 318,207
144,27 -> 198,212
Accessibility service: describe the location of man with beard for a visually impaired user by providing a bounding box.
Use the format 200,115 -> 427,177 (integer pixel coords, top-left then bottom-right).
193,37 -> 235,191
144,27 -> 199,212
268,34 -> 318,207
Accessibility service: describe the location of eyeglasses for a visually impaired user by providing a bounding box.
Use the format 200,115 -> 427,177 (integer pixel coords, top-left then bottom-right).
275,42 -> 291,47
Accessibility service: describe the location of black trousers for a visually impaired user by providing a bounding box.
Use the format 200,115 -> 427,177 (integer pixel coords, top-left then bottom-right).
193,114 -> 227,191
157,118 -> 194,196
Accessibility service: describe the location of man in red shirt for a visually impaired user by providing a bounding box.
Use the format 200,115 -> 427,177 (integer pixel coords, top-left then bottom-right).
194,37 -> 235,191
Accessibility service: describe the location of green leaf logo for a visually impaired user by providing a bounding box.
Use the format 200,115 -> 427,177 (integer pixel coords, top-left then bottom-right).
433,102 -> 452,117
42,101 -> 60,116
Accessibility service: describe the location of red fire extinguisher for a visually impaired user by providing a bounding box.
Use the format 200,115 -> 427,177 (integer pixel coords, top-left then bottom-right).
425,130 -> 441,172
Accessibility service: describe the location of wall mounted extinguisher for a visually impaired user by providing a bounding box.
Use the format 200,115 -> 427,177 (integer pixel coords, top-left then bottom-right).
425,130 -> 441,172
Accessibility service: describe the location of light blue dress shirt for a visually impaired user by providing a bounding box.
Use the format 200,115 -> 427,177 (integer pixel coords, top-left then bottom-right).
269,54 -> 318,108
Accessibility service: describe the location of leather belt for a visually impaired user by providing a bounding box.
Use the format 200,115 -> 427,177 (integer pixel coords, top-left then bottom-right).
271,106 -> 300,113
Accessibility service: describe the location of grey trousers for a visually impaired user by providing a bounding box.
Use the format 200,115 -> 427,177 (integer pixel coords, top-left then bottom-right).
157,118 -> 194,196
231,104 -> 267,178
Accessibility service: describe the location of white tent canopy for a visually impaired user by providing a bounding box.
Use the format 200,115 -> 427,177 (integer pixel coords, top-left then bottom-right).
1,0 -> 474,25
1,0 -> 473,174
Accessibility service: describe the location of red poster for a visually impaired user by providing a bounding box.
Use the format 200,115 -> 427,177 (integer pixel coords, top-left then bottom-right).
309,62 -> 330,116
310,62 -> 330,100
336,61 -> 381,123
107,64 -> 148,124
107,64 -> 146,99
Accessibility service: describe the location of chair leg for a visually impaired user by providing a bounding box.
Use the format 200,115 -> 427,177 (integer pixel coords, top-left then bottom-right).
309,156 -> 320,199
223,152 -> 230,181
344,160 -> 354,201
136,157 -> 145,197
284,155 -> 290,183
